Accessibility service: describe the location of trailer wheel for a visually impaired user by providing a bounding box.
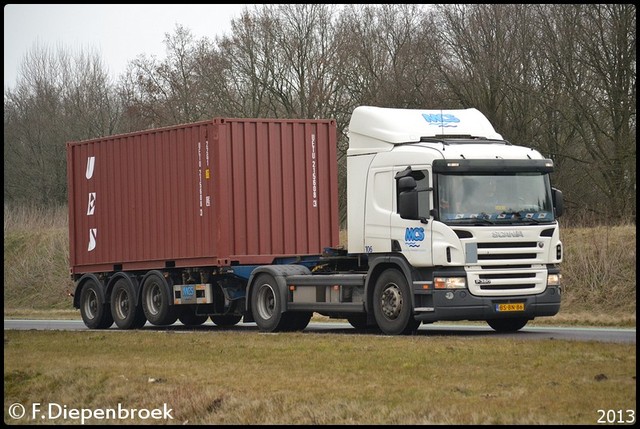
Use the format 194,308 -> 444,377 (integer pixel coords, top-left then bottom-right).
142,273 -> 178,326
178,310 -> 208,326
210,315 -> 242,327
487,317 -> 529,332
80,279 -> 113,329
373,269 -> 420,335
111,279 -> 147,329
251,274 -> 288,332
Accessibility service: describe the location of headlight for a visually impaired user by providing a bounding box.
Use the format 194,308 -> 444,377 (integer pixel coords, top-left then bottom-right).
547,273 -> 561,286
434,277 -> 466,289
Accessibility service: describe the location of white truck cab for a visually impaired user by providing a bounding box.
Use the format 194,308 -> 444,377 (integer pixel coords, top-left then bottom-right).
347,106 -> 563,332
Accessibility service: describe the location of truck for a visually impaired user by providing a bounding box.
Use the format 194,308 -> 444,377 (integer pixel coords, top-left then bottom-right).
67,106 -> 564,335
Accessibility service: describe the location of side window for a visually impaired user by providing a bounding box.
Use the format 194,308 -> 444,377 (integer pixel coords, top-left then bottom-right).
414,170 -> 430,218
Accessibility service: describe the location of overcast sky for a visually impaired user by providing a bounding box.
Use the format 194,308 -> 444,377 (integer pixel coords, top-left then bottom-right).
3,4 -> 251,90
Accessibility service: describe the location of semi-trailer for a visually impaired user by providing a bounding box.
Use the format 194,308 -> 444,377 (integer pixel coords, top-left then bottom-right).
68,106 -> 563,335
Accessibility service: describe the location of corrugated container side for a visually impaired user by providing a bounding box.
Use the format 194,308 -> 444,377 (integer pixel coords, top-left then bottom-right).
67,118 -> 339,274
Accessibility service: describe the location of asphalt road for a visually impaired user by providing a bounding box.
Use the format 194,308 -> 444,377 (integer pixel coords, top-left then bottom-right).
3,319 -> 635,344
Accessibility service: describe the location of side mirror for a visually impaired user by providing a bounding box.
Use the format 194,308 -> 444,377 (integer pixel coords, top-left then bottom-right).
397,176 -> 417,192
397,177 -> 419,220
552,188 -> 564,218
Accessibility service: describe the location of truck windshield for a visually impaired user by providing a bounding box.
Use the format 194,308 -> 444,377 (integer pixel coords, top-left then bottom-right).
437,173 -> 555,224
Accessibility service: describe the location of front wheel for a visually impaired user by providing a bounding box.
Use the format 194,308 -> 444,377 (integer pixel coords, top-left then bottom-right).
347,314 -> 378,330
372,269 -> 419,335
487,317 -> 529,332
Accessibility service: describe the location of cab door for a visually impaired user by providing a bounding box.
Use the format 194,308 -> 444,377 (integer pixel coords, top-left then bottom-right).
390,165 -> 434,268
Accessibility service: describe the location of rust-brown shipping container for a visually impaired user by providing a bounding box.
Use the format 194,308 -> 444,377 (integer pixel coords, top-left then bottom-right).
67,118 -> 339,275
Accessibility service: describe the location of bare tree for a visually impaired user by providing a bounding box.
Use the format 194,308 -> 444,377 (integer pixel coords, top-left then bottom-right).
430,4 -> 635,221
214,6 -> 280,118
216,4 -> 347,120
536,4 -> 636,220
333,4 -> 439,109
120,24 -> 215,128
4,43 -> 119,205
431,5 -> 538,137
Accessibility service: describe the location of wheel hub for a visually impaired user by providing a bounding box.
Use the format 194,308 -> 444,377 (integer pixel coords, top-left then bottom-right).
381,284 -> 403,319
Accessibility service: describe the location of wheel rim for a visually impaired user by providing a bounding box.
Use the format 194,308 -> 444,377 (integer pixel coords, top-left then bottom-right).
380,283 -> 403,320
114,288 -> 130,320
83,289 -> 98,320
256,284 -> 276,320
145,283 -> 162,316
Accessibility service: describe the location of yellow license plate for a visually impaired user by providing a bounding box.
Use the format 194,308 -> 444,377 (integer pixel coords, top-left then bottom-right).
496,303 -> 525,312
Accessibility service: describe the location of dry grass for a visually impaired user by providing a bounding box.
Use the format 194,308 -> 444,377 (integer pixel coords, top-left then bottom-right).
3,330 -> 636,425
560,224 -> 636,315
3,205 -> 74,310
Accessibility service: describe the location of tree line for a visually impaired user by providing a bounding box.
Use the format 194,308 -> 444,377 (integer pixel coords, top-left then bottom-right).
4,4 -> 636,225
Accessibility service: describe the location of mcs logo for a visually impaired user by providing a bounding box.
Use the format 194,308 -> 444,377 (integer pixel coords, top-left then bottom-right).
422,113 -> 460,128
405,227 -> 425,248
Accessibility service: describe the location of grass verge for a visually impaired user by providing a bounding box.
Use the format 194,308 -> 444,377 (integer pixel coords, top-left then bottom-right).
4,330 -> 636,425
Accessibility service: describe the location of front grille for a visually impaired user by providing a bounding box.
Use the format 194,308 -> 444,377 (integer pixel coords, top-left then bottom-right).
479,253 -> 537,260
479,283 -> 536,290
478,273 -> 536,279
478,242 -> 537,248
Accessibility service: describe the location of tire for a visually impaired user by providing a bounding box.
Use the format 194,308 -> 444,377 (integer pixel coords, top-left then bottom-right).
210,315 -> 242,327
110,279 -> 147,329
347,314 -> 378,330
285,311 -> 312,331
79,279 -> 113,329
251,273 -> 288,332
372,269 -> 419,335
487,317 -> 529,332
142,273 -> 179,326
178,310 -> 209,326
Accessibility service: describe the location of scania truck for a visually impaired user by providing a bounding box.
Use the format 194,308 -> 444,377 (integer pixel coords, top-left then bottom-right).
68,106 -> 563,335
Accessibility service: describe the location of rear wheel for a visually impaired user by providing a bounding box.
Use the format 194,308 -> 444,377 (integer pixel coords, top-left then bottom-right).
487,317 -> 529,332
142,273 -> 178,326
373,269 -> 419,335
80,279 -> 113,329
111,279 -> 146,329
251,274 -> 288,332
285,311 -> 312,331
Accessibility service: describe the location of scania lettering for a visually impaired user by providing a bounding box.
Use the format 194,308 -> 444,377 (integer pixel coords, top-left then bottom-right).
67,106 -> 563,335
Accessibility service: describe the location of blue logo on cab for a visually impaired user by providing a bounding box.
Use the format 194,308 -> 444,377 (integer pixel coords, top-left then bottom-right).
405,227 -> 425,248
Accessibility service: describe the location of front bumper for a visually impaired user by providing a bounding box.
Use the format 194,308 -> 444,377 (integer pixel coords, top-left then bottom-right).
413,286 -> 561,323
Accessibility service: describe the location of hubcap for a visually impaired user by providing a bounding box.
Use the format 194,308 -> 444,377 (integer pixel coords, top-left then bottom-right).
146,284 -> 161,315
256,284 -> 276,320
84,290 -> 98,319
115,289 -> 129,320
380,283 -> 403,320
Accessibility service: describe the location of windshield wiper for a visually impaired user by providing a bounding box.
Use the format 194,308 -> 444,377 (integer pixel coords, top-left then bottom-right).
500,210 -> 550,224
471,217 -> 496,225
